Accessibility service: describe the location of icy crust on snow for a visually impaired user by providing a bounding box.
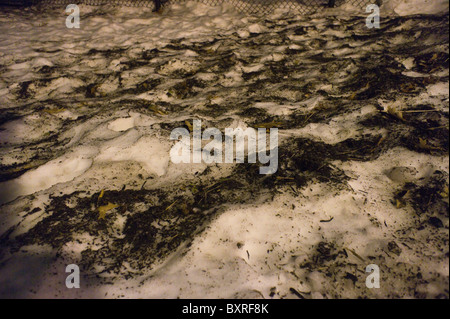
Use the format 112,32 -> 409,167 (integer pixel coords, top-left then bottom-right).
0,2 -> 449,298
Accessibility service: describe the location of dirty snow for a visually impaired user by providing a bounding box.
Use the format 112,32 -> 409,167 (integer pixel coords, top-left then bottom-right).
0,1 -> 448,299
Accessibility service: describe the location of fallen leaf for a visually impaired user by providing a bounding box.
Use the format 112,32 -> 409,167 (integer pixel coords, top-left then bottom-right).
387,106 -> 404,121
396,199 -> 406,209
418,137 -> 440,150
149,105 -> 166,115
98,202 -> 119,220
90,85 -> 99,95
185,120 -> 193,132
377,136 -> 386,146
419,138 -> 428,149
439,186 -> 449,198
400,82 -> 416,93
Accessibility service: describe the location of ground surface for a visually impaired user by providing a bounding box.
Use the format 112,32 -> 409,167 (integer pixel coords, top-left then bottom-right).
0,2 -> 448,298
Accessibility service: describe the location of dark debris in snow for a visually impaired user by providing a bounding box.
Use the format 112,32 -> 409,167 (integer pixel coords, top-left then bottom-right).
0,7 -> 448,298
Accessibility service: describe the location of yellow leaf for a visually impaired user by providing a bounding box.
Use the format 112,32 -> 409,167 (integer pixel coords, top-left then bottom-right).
387,106 -> 404,121
396,199 -> 405,209
439,186 -> 449,198
377,136 -> 386,146
185,120 -> 193,132
149,105 -> 166,115
418,137 -> 440,150
90,85 -> 98,95
419,138 -> 427,148
98,203 -> 119,220
8,162 -> 39,173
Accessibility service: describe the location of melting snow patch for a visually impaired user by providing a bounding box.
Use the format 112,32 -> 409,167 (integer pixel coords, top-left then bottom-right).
0,154 -> 93,205
95,134 -> 170,177
108,117 -> 136,132
427,82 -> 449,97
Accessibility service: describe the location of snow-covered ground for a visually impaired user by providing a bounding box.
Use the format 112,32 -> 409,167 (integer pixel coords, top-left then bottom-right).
0,1 -> 448,298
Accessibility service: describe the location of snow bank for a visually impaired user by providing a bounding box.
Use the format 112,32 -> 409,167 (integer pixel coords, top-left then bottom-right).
382,0 -> 449,16
0,150 -> 93,205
